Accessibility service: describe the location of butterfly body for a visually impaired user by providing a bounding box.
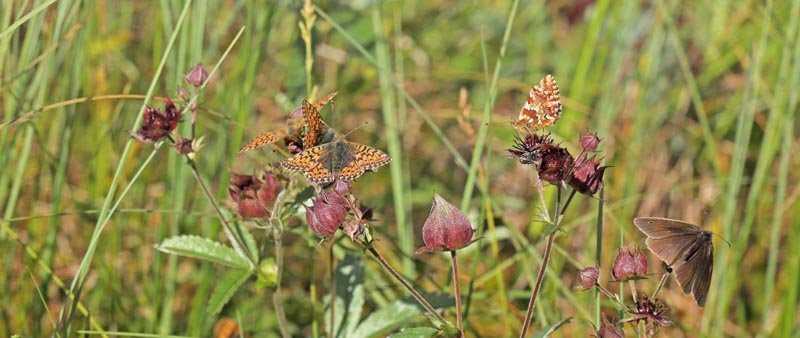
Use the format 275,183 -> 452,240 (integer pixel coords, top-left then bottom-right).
281,133 -> 391,184
513,75 -> 562,132
634,217 -> 714,307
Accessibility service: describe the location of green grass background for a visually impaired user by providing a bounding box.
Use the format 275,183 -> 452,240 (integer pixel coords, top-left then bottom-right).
1,0 -> 798,337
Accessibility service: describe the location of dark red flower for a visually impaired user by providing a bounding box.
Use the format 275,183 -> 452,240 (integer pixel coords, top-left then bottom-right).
415,193 -> 475,255
579,132 -> 602,152
228,171 -> 282,219
305,191 -> 349,238
131,98 -> 183,143
620,295 -> 672,330
184,62 -> 208,87
576,266 -> 600,290
537,144 -> 574,185
612,246 -> 648,282
508,133 -> 555,165
568,153 -> 608,195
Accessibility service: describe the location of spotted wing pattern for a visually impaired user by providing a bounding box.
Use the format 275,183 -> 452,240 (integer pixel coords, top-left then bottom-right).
281,134 -> 391,184
239,115 -> 305,153
303,92 -> 338,149
513,74 -> 562,132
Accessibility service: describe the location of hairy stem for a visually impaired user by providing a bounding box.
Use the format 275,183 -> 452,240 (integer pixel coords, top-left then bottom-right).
366,246 -> 449,325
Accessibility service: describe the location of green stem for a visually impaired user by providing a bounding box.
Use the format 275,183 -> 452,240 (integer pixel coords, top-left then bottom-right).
366,246 -> 449,325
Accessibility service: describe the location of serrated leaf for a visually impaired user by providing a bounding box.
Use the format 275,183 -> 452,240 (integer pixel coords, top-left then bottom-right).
531,317 -> 572,338
155,235 -> 251,269
351,293 -> 455,338
207,269 -> 252,314
387,327 -> 437,338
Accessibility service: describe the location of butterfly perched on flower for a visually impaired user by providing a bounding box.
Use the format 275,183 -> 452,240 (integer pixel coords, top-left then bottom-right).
281,131 -> 392,184
513,75 -> 562,132
238,92 -> 338,153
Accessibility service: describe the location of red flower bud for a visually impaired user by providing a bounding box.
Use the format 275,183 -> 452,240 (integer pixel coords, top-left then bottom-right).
576,266 -> 599,290
568,153 -> 608,196
612,246 -> 648,282
184,62 -> 208,87
228,171 -> 282,219
173,137 -> 193,155
579,132 -> 602,152
415,193 -> 474,255
305,191 -> 349,238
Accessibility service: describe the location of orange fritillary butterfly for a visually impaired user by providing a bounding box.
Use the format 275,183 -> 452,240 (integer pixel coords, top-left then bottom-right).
238,92 -> 337,153
281,132 -> 392,184
513,74 -> 562,132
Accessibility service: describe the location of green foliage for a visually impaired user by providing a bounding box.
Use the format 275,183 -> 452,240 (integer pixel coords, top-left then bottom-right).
155,235 -> 251,270
208,269 -> 253,315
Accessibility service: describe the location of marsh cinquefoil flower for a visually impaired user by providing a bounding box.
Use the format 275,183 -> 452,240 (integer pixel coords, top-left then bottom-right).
131,98 -> 183,143
227,171 -> 282,219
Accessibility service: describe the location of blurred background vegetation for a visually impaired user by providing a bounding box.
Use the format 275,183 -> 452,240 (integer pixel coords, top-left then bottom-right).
1,0 -> 798,337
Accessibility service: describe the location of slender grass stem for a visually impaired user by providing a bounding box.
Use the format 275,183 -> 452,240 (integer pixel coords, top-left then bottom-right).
450,251 -> 464,337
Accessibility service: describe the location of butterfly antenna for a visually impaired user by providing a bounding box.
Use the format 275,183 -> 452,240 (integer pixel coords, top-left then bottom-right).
343,121 -> 369,138
712,232 -> 732,247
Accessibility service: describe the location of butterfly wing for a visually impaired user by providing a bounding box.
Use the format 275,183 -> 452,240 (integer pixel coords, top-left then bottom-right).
239,125 -> 290,153
514,75 -> 562,131
335,142 -> 392,181
634,217 -> 704,239
644,235 -> 698,266
669,237 -> 713,307
281,145 -> 335,184
303,92 -> 337,149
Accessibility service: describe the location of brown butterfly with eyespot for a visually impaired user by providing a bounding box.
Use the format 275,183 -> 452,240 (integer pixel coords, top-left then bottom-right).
634,217 -> 715,307
238,92 -> 337,153
513,74 -> 563,132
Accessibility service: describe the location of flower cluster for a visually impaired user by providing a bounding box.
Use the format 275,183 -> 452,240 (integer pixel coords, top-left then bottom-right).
577,244 -> 672,337
131,98 -> 183,143
508,132 -> 608,195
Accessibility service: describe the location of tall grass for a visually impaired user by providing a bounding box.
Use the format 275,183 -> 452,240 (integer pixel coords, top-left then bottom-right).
1,1 -> 798,337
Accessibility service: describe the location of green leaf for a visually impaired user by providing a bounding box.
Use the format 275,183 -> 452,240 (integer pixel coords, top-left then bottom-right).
155,235 -> 250,269
234,221 -> 259,261
387,327 -> 437,338
351,294 -> 455,338
531,317 -> 573,338
330,253 -> 366,338
207,269 -> 252,314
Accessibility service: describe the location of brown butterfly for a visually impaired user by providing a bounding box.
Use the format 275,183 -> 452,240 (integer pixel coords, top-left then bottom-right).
513,74 -> 563,132
238,92 -> 337,153
281,131 -> 392,184
634,217 -> 714,307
